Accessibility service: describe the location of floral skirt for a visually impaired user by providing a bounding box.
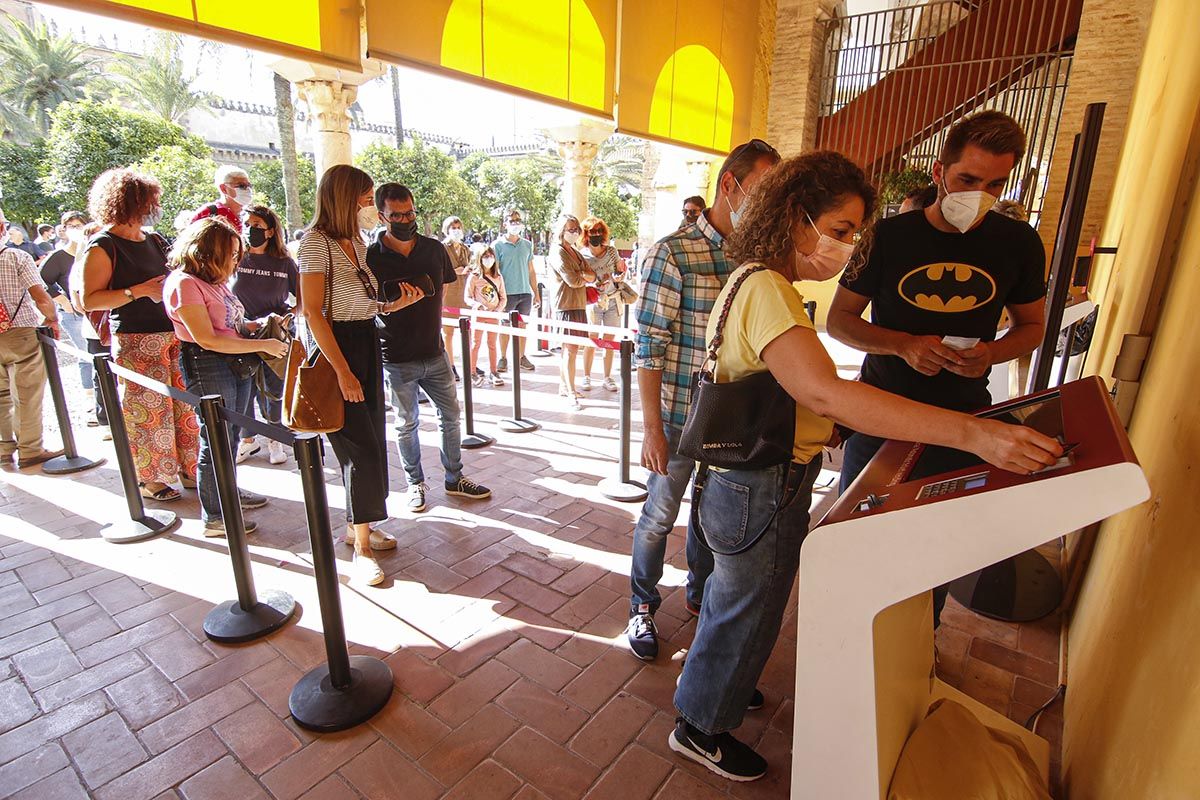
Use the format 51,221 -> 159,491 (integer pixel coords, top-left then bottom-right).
111,332 -> 199,485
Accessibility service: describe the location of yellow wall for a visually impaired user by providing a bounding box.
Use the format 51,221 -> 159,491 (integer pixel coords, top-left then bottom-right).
1063,0 -> 1200,797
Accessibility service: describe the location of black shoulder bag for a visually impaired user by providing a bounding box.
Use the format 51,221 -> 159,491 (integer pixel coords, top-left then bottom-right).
677,265 -> 796,470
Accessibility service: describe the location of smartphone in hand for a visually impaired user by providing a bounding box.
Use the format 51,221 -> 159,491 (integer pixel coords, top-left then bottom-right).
383,273 -> 435,301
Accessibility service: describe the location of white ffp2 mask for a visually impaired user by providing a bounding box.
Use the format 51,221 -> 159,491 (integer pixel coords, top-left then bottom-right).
940,180 -> 997,233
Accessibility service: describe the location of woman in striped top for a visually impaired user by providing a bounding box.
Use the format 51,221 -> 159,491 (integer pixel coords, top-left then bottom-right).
298,165 -> 423,587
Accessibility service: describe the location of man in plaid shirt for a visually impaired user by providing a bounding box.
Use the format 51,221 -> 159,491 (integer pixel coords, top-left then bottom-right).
0,207 -> 63,469
628,140 -> 780,661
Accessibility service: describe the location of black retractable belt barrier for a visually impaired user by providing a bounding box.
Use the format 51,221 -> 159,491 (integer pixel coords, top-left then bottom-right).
37,330 -> 105,475
198,395 -> 296,643
458,317 -> 494,449
598,339 -> 648,503
92,354 -> 179,543
498,310 -> 540,433
289,433 -> 392,732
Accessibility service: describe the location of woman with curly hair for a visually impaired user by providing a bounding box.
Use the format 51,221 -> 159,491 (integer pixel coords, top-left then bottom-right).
668,151 -> 1063,782
80,169 -> 200,503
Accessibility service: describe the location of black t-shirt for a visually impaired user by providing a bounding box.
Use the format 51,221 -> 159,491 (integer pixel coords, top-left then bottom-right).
232,253 -> 299,319
87,231 -> 174,334
366,231 -> 457,364
40,249 -> 74,298
840,210 -> 1046,411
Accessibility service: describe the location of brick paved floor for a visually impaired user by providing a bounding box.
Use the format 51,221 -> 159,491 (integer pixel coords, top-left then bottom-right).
0,340 -> 1065,798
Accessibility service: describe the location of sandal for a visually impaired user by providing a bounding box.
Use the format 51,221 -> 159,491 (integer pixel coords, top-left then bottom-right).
139,482 -> 181,502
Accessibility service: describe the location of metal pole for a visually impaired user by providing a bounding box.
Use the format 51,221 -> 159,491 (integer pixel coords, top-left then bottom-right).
37,330 -> 104,475
199,395 -> 295,643
458,316 -> 494,449
498,310 -> 539,433
289,433 -> 393,731
92,354 -> 178,543
598,340 -> 647,502
531,281 -> 552,356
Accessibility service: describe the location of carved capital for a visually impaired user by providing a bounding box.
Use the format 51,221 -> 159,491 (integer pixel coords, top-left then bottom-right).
296,80 -> 358,133
556,139 -> 602,179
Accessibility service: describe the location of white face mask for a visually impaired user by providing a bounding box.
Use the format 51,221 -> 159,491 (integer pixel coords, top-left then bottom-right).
448,228 -> 464,242
939,178 -> 997,233
724,175 -> 747,229
507,222 -> 524,237
233,187 -> 253,207
357,204 -> 379,232
143,207 -> 163,228
65,227 -> 85,245
481,256 -> 495,268
796,211 -> 855,280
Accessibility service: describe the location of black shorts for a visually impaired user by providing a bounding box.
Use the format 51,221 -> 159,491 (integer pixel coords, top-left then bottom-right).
504,293 -> 533,316
555,309 -> 588,340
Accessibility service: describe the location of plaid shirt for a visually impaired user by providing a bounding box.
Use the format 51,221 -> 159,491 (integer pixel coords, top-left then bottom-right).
0,246 -> 43,329
635,213 -> 734,430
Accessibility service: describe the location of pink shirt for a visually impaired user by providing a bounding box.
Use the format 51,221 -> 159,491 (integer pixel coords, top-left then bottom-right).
164,270 -> 246,344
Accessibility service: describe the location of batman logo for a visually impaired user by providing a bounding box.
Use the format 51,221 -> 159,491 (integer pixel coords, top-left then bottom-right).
898,263 -> 996,312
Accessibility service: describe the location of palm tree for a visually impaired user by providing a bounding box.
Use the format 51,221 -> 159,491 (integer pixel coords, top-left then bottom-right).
0,16 -> 96,136
590,134 -> 645,192
110,32 -> 213,124
273,71 -> 303,230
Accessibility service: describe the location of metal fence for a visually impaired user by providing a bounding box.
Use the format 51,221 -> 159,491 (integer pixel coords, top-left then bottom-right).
816,0 -> 1076,225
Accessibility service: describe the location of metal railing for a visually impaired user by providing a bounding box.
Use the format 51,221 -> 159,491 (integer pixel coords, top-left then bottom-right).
816,0 -> 1076,224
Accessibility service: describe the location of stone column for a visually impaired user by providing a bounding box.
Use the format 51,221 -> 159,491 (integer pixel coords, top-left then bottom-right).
295,80 -> 358,180
684,157 -> 719,205
544,119 -> 615,222
767,0 -> 842,156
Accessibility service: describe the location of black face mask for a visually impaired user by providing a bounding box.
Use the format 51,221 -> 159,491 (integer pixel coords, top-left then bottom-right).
390,221 -> 418,241
247,227 -> 268,248
588,234 -> 604,247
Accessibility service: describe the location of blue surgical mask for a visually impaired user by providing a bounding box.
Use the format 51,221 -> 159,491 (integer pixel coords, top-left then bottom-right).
142,207 -> 163,228
725,175 -> 747,229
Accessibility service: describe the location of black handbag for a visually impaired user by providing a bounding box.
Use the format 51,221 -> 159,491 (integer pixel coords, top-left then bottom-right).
677,265 -> 795,470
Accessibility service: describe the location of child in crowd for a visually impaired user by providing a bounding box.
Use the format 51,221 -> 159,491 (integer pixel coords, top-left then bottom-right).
464,245 -> 506,388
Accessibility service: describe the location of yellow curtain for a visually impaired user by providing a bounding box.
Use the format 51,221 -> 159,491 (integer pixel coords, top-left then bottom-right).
41,0 -> 361,69
365,0 -> 617,116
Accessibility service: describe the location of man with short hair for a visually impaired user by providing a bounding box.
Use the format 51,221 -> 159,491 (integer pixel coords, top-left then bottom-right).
0,207 -> 64,468
33,225 -> 55,258
4,227 -> 41,262
828,110 -> 1047,627
679,195 -> 706,229
191,165 -> 253,233
493,208 -> 540,373
627,139 -> 782,661
366,183 -> 491,514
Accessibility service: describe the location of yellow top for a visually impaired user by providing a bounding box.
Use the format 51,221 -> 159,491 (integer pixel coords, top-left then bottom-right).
705,264 -> 834,462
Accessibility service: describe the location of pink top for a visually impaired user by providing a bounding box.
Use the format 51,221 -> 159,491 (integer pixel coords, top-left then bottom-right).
163,270 -> 246,344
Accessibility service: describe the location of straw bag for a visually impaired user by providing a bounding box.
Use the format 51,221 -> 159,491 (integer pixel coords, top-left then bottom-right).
282,237 -> 344,433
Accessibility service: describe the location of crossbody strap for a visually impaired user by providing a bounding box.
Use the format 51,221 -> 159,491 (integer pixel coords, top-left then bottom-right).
705,264 -> 769,363
323,234 -> 335,321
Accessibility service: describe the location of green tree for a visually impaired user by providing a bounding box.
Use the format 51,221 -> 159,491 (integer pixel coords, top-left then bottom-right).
0,16 -> 97,137
249,155 -> 317,229
131,143 -> 216,236
110,32 -> 214,124
0,138 -> 58,231
40,99 -> 206,212
590,135 -> 644,193
355,138 -> 487,235
588,179 -> 639,241
472,156 -> 561,237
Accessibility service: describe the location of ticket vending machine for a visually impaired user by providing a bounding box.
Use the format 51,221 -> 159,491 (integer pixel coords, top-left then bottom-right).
790,376 -> 1149,799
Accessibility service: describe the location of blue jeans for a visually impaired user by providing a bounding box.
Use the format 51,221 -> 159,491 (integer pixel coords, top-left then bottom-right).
58,312 -> 92,389
179,344 -> 253,523
629,423 -> 713,614
841,433 -> 948,626
384,353 -> 462,487
675,457 -> 823,734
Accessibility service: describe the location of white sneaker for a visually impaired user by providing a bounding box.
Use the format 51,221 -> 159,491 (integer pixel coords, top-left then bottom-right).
407,482 -> 428,512
489,372 -> 505,387
267,439 -> 287,465
353,551 -> 385,586
580,375 -> 592,392
236,439 -> 261,464
603,376 -> 618,392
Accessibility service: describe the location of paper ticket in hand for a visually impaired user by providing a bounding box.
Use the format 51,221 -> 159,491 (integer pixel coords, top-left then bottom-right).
941,336 -> 981,351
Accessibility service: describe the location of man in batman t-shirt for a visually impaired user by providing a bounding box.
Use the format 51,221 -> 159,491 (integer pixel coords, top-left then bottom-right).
828,111 -> 1046,622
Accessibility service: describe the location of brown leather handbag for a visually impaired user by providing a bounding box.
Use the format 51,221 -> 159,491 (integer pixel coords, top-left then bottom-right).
282,236 -> 345,433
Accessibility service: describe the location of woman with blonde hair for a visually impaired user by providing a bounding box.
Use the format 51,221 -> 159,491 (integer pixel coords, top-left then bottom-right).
297,164 -> 422,586
164,217 -> 289,536
463,244 -> 506,388
546,214 -> 594,409
579,215 -> 626,392
81,169 -> 199,502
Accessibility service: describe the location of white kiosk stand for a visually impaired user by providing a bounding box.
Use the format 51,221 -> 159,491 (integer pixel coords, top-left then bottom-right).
791,376 -> 1148,798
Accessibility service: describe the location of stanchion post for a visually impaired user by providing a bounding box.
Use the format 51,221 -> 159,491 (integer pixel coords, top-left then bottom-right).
498,310 -> 540,433
531,281 -> 552,356
199,395 -> 295,643
599,339 -> 648,502
458,316 -> 494,449
37,329 -> 105,475
289,433 -> 392,731
92,354 -> 178,543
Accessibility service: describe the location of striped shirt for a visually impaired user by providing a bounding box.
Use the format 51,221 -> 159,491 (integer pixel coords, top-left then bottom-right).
635,213 -> 735,430
0,246 -> 44,329
297,229 -> 379,322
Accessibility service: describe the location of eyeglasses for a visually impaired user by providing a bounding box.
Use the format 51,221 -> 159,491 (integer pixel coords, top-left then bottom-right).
386,210 -> 418,222
565,227 -> 582,235
682,209 -> 700,218
229,182 -> 252,190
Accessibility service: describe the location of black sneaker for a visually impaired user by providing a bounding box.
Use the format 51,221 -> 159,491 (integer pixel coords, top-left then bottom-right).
445,477 -> 491,499
519,356 -> 536,371
668,718 -> 766,782
497,357 -> 509,373
626,607 -> 658,661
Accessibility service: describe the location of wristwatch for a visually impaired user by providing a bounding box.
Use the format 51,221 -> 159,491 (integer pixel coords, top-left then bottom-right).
123,288 -> 134,301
